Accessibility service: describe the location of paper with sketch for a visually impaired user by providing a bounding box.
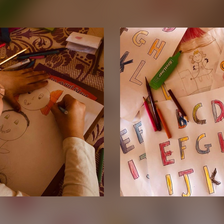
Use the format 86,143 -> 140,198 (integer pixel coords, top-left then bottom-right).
164,28 -> 224,98
0,80 -> 103,196
216,44 -> 224,78
120,110 -> 152,196
120,27 -> 187,121
141,86 -> 224,196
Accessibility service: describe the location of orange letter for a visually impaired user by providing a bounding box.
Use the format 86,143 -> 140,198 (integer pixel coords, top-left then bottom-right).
148,39 -> 166,59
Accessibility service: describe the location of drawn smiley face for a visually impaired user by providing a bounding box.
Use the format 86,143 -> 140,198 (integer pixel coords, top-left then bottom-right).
0,110 -> 29,141
18,88 -> 50,111
193,52 -> 203,63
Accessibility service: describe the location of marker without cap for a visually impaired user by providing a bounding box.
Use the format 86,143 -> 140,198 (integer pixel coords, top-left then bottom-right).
58,106 -> 68,115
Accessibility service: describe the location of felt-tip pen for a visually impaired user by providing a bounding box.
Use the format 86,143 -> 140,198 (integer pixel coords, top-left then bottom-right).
58,106 -> 68,115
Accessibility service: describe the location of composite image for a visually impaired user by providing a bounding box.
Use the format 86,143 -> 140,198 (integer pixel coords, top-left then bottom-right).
0,27 -> 104,196
120,27 -> 224,196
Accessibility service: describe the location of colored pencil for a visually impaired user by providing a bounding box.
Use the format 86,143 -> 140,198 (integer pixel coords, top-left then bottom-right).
143,97 -> 157,131
145,77 -> 161,131
156,106 -> 172,139
29,55 -> 45,59
19,47 -> 66,56
0,48 -> 27,66
18,50 -> 61,60
168,89 -> 189,122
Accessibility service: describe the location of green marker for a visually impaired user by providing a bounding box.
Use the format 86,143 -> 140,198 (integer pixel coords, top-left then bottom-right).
149,51 -> 182,90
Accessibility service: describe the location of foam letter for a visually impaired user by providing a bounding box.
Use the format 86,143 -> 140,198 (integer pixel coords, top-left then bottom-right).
120,129 -> 134,154
211,100 -> 224,123
133,121 -> 144,144
178,136 -> 189,160
195,133 -> 211,154
159,141 -> 175,166
132,30 -> 149,47
148,39 -> 166,59
178,169 -> 194,197
193,103 -> 206,124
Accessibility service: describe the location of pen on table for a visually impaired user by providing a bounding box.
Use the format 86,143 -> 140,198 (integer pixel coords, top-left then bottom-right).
58,106 -> 68,115
145,77 -> 161,131
156,106 -> 172,139
2,59 -> 30,70
17,48 -> 66,59
143,97 -> 157,131
0,48 -> 27,66
97,148 -> 104,184
168,89 -> 189,122
17,50 -> 61,60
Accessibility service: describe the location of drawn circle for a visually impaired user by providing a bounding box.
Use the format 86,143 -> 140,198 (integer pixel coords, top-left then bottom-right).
0,110 -> 29,141
220,61 -> 224,71
18,88 -> 50,110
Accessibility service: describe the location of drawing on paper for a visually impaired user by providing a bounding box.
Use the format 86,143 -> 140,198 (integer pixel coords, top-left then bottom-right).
0,110 -> 30,153
189,50 -> 212,79
18,88 -> 63,115
178,50 -> 213,95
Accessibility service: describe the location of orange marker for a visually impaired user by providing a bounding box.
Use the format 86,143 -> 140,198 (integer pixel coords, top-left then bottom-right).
156,106 -> 172,139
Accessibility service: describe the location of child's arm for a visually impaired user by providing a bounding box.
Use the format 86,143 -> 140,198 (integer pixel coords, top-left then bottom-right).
51,95 -> 99,196
0,68 -> 50,111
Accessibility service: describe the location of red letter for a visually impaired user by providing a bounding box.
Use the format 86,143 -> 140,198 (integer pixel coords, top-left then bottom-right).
159,141 -> 174,166
211,100 -> 224,123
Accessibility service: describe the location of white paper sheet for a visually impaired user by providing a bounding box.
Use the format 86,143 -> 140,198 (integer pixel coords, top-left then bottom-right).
164,28 -> 224,98
120,27 -> 187,121
0,80 -> 103,196
120,110 -> 152,196
141,86 -> 224,196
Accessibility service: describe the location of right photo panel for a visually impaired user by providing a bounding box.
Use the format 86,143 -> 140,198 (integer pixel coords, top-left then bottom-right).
120,27 -> 224,196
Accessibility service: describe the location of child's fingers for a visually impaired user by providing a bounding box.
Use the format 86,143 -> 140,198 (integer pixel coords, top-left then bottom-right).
4,92 -> 21,112
25,80 -> 49,92
24,70 -> 48,78
51,103 -> 64,118
20,68 -> 34,74
27,73 -> 50,83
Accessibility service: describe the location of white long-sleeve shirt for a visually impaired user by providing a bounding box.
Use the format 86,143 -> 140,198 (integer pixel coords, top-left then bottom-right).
0,137 -> 99,196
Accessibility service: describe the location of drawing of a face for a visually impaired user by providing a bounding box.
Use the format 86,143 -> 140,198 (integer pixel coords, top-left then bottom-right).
193,52 -> 202,63
18,88 -> 50,111
0,110 -> 29,141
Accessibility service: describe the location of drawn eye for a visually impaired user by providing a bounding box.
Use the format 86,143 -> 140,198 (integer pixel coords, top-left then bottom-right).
4,114 -> 10,119
38,93 -> 44,99
14,120 -> 19,125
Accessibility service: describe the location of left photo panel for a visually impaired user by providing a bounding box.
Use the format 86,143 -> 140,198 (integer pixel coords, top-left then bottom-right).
0,27 -> 104,196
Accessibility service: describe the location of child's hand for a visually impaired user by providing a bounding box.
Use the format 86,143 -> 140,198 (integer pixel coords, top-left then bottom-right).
0,68 -> 50,111
51,94 -> 86,140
